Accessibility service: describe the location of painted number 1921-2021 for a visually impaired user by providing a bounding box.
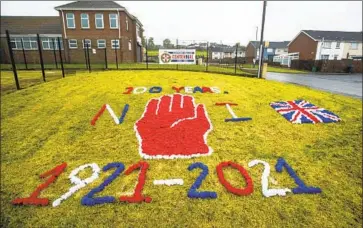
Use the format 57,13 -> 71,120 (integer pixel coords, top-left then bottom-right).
12,158 -> 321,207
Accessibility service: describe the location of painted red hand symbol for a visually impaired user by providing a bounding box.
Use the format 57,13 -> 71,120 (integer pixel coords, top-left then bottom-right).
135,94 -> 213,159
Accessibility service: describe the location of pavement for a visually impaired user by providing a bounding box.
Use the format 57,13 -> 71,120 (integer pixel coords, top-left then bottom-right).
266,72 -> 363,99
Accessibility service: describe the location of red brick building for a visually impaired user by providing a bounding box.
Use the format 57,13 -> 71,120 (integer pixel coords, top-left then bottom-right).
0,1 -> 144,64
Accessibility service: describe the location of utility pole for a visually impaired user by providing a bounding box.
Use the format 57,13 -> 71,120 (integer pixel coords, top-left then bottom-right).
254,26 -> 258,68
257,1 -> 267,79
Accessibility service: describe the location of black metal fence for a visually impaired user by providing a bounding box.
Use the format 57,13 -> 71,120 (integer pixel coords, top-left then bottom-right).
1,31 -> 260,94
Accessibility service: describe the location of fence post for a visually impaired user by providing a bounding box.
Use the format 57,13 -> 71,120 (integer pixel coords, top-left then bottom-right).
86,42 -> 91,73
176,39 -> 178,70
6,30 -> 20,90
57,37 -> 65,78
146,38 -> 149,70
206,42 -> 209,72
52,38 -> 58,69
104,47 -> 108,70
20,38 -> 28,70
115,39 -> 119,69
36,34 -> 46,82
83,39 -> 88,70
234,44 -> 238,74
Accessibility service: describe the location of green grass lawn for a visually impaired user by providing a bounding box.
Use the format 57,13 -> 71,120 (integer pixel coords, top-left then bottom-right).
242,63 -> 308,74
1,70 -> 362,227
1,62 -> 308,75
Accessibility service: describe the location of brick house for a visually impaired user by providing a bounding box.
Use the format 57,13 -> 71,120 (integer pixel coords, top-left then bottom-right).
288,30 -> 362,60
0,16 -> 63,64
0,1 -> 144,65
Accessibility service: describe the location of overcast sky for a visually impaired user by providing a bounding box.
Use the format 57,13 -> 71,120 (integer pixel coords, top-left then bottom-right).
1,1 -> 362,45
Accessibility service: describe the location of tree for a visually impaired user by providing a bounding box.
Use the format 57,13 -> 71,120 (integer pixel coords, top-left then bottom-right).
163,38 -> 174,48
148,37 -> 155,49
236,42 -> 240,46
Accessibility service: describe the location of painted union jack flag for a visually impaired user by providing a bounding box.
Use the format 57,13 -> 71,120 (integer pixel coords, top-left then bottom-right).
270,100 -> 341,124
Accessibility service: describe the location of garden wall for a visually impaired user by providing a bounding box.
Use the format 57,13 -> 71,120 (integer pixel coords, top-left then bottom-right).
290,59 -> 362,73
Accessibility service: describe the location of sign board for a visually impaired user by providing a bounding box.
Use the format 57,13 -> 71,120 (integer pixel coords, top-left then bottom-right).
159,49 -> 196,64
92,49 -> 96,54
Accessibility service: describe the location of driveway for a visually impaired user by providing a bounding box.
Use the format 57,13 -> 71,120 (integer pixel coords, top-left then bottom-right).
266,72 -> 362,99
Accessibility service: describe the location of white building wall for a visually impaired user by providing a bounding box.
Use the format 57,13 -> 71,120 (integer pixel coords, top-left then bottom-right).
275,48 -> 288,55
212,52 -> 224,59
342,42 -> 363,59
315,41 -> 345,60
231,51 -> 246,58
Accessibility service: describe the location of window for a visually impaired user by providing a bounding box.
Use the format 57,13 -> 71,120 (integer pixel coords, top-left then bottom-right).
334,55 -> 339,60
323,42 -> 331,48
321,55 -> 329,60
111,39 -> 119,49
128,40 -> 132,51
267,48 -> 273,52
69,39 -> 78,49
351,42 -> 358,50
109,13 -> 118,29
10,38 -> 22,49
95,13 -> 104,29
66,13 -> 75,28
42,38 -> 63,50
10,37 -> 38,50
336,41 -> 340,49
81,13 -> 89,29
97,39 -> 106,49
82,39 -> 91,49
126,17 -> 129,31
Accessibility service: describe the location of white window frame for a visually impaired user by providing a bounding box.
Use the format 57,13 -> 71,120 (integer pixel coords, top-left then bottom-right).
351,42 -> 358,50
111,39 -> 120,49
82,39 -> 91,49
69,39 -> 78,49
97,39 -> 106,49
323,42 -> 331,49
335,41 -> 340,49
66,13 -> 75,29
126,17 -> 129,31
10,37 -> 38,50
81,13 -> 90,29
128,40 -> 132,51
321,54 -> 329,60
11,38 -> 23,50
109,13 -> 118,29
95,13 -> 104,29
42,38 -> 63,50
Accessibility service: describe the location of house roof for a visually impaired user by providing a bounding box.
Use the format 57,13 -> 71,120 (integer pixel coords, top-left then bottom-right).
210,47 -> 225,52
54,1 -> 124,10
302,30 -> 363,42
1,16 -> 62,35
249,41 -> 289,49
54,1 -> 143,26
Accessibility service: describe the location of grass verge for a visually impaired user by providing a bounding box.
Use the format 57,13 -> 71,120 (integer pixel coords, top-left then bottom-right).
1,70 -> 362,227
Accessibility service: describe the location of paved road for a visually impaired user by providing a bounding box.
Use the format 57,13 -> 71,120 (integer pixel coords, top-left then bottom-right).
266,72 -> 362,99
